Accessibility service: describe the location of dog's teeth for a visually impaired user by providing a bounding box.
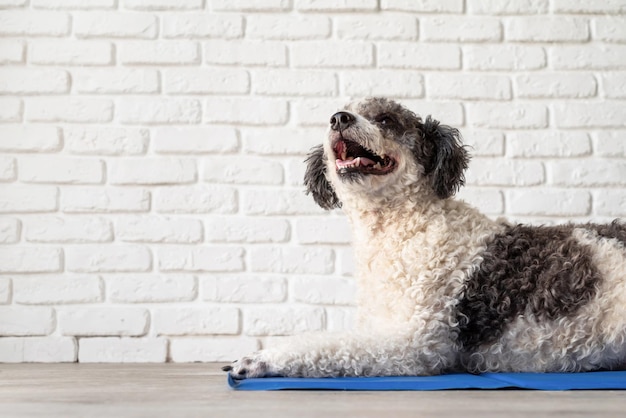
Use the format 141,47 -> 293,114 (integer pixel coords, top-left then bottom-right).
341,151 -> 347,160
355,157 -> 361,167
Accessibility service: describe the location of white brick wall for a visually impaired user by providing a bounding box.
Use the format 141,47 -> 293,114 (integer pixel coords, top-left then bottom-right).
0,1 -> 624,363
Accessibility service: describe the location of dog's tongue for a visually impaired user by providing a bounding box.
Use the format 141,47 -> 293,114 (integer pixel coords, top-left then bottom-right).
336,156 -> 376,169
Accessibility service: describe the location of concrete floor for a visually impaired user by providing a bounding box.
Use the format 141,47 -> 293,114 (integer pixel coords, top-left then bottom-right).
1,364 -> 625,418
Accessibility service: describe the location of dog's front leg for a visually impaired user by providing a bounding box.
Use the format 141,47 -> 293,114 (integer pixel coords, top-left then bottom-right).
223,331 -> 453,379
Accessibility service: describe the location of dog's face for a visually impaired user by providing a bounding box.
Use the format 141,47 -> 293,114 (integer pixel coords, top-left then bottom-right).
305,97 -> 469,210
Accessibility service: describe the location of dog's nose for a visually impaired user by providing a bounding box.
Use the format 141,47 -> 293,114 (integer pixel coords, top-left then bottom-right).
330,112 -> 355,131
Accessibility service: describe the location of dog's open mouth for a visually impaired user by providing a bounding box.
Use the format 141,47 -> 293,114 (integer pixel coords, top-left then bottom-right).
334,138 -> 396,176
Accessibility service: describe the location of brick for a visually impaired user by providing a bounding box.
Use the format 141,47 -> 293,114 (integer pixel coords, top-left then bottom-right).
117,216 -> 203,243
154,127 -> 238,154
62,187 -> 150,213
428,74 -> 511,100
462,130 -> 505,157
0,156 -> 16,181
158,246 -> 244,272
169,337 -> 259,362
400,101 -> 465,126
107,274 -> 197,303
292,276 -> 356,305
248,15 -> 330,40
20,157 -> 104,184
33,0 -> 115,8
294,217 -> 352,244
0,0 -> 26,6
242,127 -> 324,155
202,156 -> 283,185
593,131 -> 626,157
211,0 -> 289,11
549,160 -> 626,186
506,17 -> 588,42
466,159 -> 545,186
0,217 -> 20,244
422,17 -> 502,42
164,68 -> 249,94
205,217 -> 290,243
0,68 -> 68,94
552,0 -> 626,13
29,40 -> 112,65
326,307 -> 356,332
467,103 -> 548,129
13,275 -> 103,304
109,158 -> 196,185
284,157 -> 310,187
205,97 -> 288,125
253,70 -> 336,96
0,185 -> 58,213
456,188 -> 504,214
467,0 -> 549,14
515,73 -> 597,98
202,275 -> 287,303
153,306 -> 239,336
508,132 -> 591,157
118,98 -> 201,125
25,216 -> 112,243
73,69 -> 159,94
58,307 -> 149,336
124,0 -> 202,9
0,40 -> 24,64
507,190 -> 591,216
0,247 -> 62,273
64,127 -> 149,155
154,185 -> 237,214
292,41 -> 374,68
551,45 -> 626,70
593,190 -> 626,217
0,11 -> 69,36
379,43 -> 461,70
243,306 -> 325,336
336,15 -> 417,40
0,125 -> 60,153
204,40 -> 287,66
341,71 -> 424,98
465,45 -> 546,70
163,14 -> 243,38
336,247 -> 355,277
0,98 -> 22,122
592,17 -> 626,43
291,98 -> 353,127
0,307 -> 54,336
27,98 -> 113,123
119,41 -> 199,65
66,245 -> 152,273
0,278 -> 10,304
74,12 -> 157,38
0,337 -> 76,363
250,247 -> 334,274
601,73 -> 626,98
296,0 -> 376,11
242,189 -> 325,215
79,337 -> 167,363
553,103 -> 626,128
381,0 -> 463,13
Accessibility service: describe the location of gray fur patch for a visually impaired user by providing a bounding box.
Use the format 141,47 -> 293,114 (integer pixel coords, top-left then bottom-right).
456,224 -> 602,351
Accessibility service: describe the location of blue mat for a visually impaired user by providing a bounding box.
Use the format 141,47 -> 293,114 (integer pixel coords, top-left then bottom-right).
227,371 -> 626,391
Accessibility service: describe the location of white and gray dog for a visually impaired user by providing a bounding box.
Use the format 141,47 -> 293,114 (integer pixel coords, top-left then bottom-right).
224,97 -> 626,379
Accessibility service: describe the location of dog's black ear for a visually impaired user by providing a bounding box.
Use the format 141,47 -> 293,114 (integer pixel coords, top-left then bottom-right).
304,145 -> 341,210
422,116 -> 469,199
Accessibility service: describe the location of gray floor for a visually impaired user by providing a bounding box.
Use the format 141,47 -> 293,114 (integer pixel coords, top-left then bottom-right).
1,363 -> 625,418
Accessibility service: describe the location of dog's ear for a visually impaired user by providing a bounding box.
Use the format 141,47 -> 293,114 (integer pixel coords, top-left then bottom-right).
304,145 -> 341,210
421,116 -> 469,199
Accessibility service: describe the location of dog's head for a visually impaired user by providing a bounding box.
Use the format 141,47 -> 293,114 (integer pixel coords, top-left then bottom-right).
305,97 -> 469,210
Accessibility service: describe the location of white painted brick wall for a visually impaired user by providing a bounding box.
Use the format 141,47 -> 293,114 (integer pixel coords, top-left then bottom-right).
0,1 -> 624,363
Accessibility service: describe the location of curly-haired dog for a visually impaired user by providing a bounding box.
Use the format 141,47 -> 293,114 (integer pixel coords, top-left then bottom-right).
224,97 -> 626,379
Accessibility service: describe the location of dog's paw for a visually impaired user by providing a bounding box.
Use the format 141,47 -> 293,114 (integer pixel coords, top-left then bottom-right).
221,353 -> 275,380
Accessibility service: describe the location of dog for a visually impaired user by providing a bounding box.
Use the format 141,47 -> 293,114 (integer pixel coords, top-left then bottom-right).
223,97 -> 626,379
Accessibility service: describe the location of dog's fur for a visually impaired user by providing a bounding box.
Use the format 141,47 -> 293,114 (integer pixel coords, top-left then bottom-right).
224,97 -> 626,378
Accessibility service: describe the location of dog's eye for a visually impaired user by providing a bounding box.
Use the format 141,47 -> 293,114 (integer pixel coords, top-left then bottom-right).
376,115 -> 395,126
